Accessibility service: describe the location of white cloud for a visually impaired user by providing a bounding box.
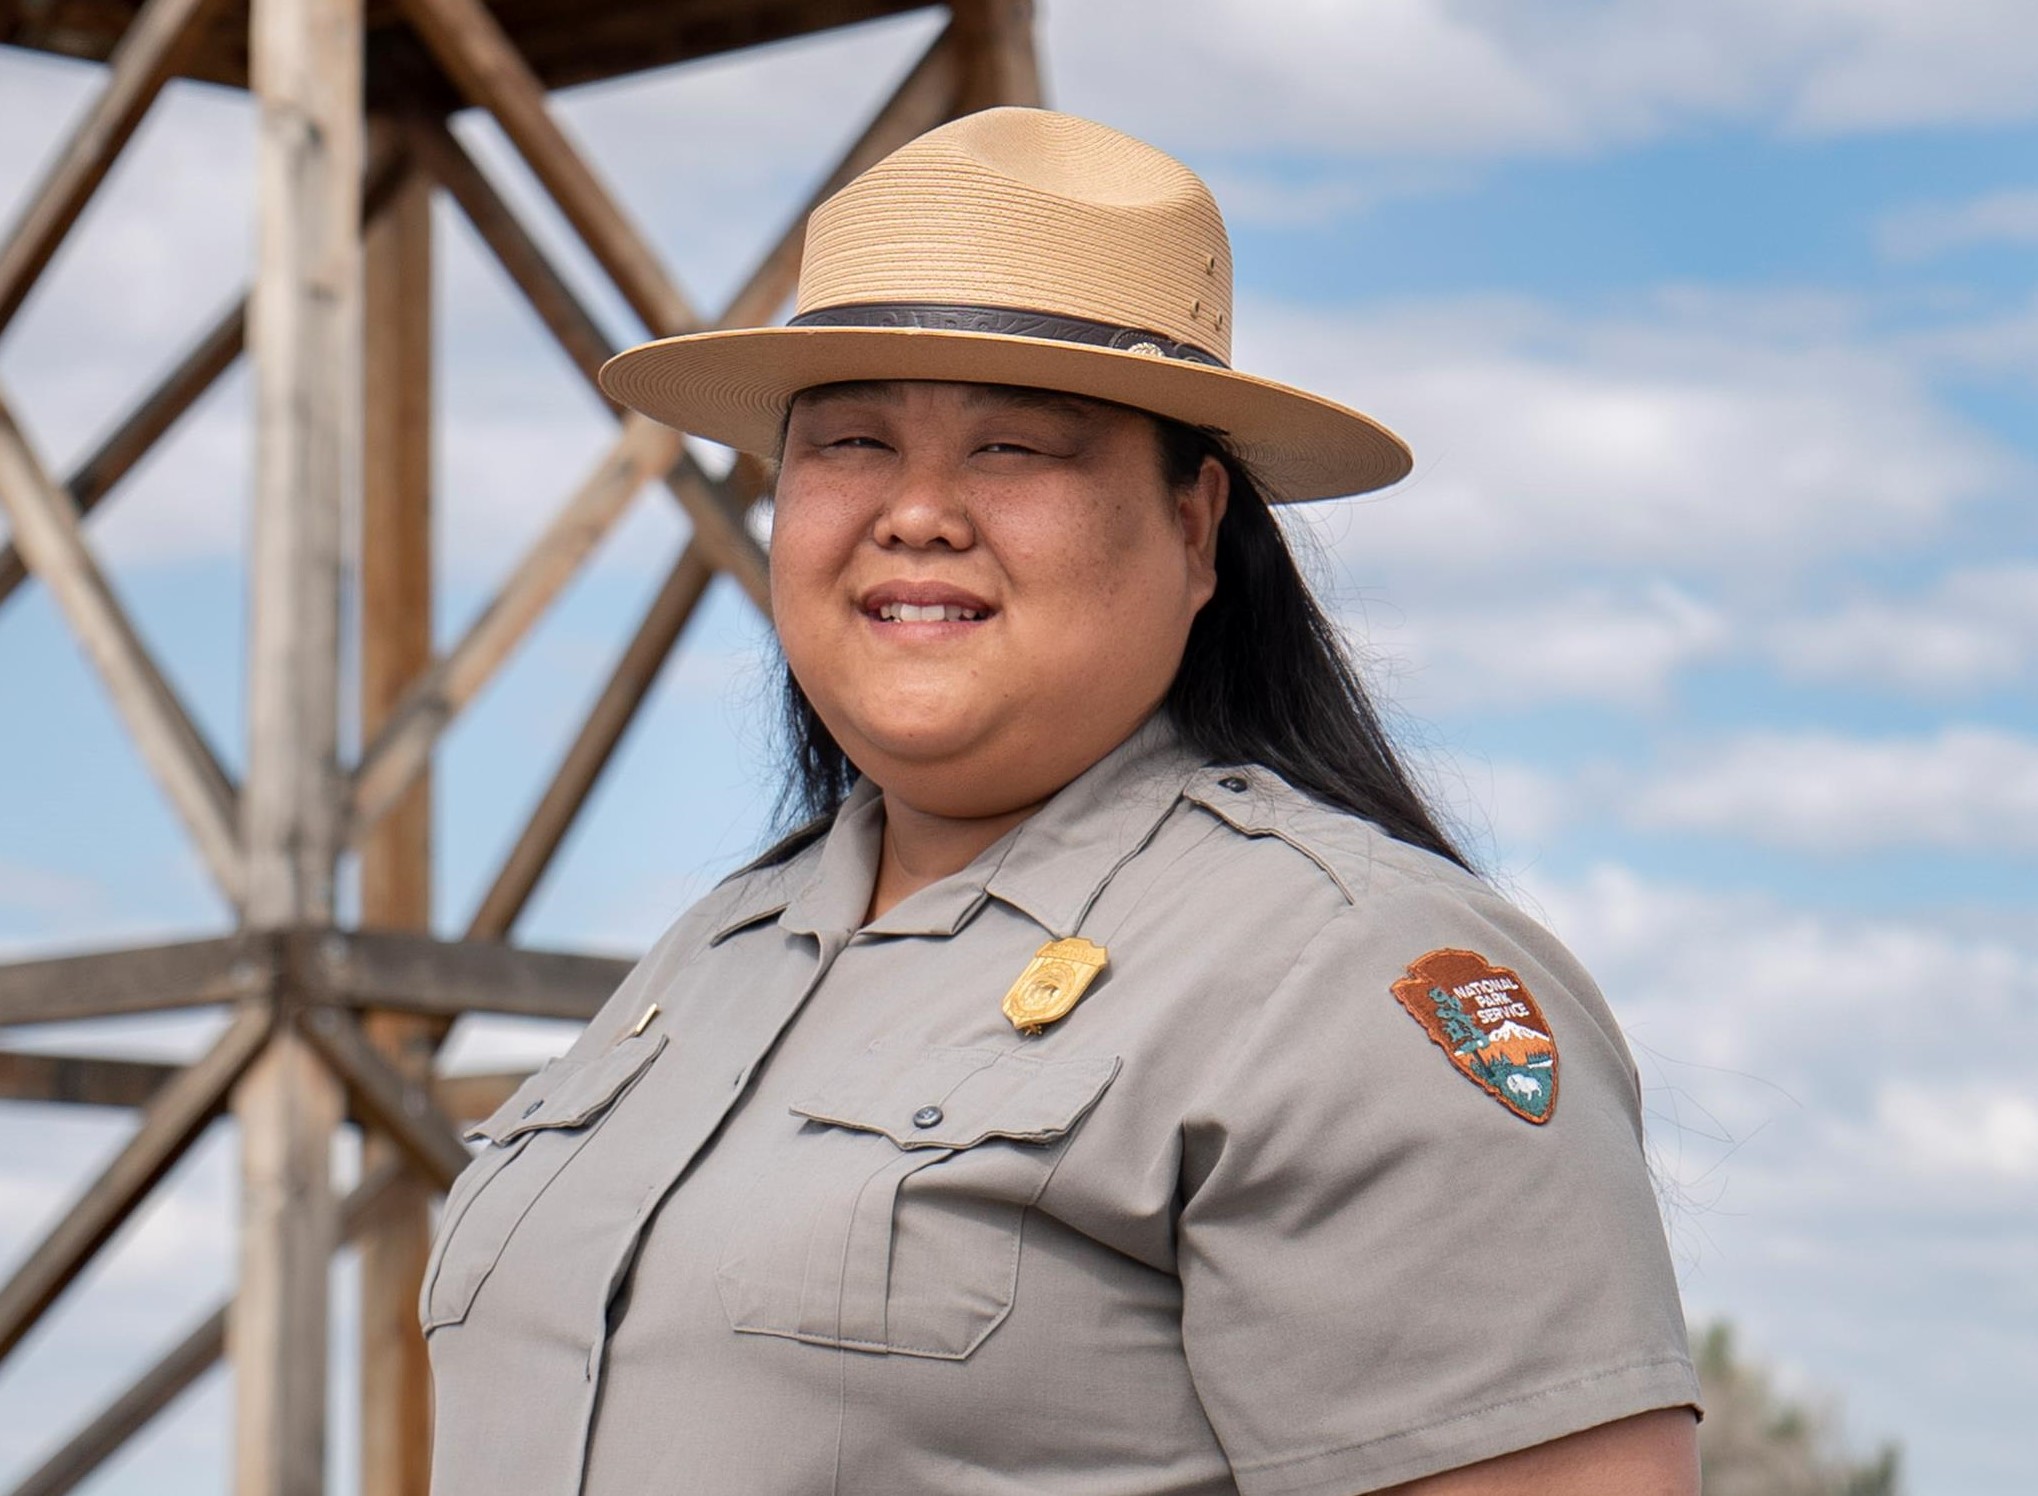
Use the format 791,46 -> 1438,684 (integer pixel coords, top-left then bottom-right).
1258,293 -> 2012,578
1525,862 -> 2034,1087
1359,580 -> 1729,710
1049,0 -> 2038,160
1874,1082 -> 2038,1181
1879,187 -> 2038,262
1627,726 -> 2038,852
1769,563 -> 2038,693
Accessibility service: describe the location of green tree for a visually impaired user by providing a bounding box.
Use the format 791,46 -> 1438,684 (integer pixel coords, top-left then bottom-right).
1696,1321 -> 1902,1496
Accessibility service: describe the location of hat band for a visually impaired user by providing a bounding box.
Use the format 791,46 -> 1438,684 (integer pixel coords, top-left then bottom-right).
787,302 -> 1228,369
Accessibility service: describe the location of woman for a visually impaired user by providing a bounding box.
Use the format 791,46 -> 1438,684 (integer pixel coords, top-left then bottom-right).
421,108 -> 1701,1495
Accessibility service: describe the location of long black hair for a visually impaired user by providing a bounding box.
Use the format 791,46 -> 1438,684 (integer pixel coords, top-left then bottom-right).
771,410 -> 1471,873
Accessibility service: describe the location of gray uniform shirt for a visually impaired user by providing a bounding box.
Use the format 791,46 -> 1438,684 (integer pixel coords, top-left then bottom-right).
422,719 -> 1699,1496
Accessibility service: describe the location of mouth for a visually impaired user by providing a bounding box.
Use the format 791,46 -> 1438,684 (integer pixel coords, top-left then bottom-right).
861,585 -> 997,627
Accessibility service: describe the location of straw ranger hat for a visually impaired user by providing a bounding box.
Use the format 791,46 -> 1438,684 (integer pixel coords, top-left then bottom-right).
599,108 -> 1410,502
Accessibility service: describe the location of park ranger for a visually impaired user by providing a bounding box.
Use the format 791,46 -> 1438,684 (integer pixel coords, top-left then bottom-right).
420,107 -> 1702,1496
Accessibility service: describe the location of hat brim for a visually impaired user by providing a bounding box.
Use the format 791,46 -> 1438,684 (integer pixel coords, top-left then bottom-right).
598,326 -> 1411,503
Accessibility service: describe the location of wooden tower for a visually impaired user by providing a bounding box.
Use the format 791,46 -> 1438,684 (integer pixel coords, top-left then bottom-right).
0,2 -> 1042,1491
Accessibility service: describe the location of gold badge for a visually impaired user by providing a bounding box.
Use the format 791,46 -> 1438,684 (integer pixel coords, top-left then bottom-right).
1002,938 -> 1109,1034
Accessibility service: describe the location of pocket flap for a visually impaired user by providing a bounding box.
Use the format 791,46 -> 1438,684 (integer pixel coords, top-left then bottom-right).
462,1033 -> 665,1146
790,1044 -> 1120,1149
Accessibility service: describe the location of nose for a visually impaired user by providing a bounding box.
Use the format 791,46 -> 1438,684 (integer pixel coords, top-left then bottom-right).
873,455 -> 974,551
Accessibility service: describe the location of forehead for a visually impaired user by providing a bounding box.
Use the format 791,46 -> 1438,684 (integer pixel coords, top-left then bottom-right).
788,380 -> 1130,423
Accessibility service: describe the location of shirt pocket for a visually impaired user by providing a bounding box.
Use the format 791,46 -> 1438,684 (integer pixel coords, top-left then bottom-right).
419,1033 -> 666,1333
715,1043 -> 1120,1360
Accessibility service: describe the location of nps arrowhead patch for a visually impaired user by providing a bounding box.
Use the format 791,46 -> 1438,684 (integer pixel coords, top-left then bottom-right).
1390,949 -> 1558,1124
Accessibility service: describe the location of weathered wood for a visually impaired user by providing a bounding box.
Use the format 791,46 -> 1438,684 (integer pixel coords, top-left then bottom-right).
469,541 -> 716,938
3,1157 -> 408,1496
236,0 -> 364,1485
506,0 -> 931,93
0,0 -> 235,336
346,411 -> 679,842
242,0 -> 362,930
298,1007 -> 469,1188
394,0 -> 699,336
727,17 -> 966,333
306,928 -> 635,1021
230,1029 -> 346,1496
408,112 -> 772,605
0,1051 -> 178,1108
0,933 -> 274,1027
0,299 -> 242,612
357,117 -> 440,1496
431,1068 -> 530,1122
951,0 -> 1042,113
0,1001 -> 271,1362
5,1302 -> 228,1496
0,392 -> 247,907
2,0 -> 932,94
0,1047 -> 528,1130
404,111 -> 613,388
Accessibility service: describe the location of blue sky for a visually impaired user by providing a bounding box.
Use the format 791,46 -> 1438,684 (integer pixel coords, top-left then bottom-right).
2,2 -> 2035,1492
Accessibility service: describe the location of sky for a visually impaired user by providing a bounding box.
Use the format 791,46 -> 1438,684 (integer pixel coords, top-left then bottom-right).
1,1 -> 2034,1491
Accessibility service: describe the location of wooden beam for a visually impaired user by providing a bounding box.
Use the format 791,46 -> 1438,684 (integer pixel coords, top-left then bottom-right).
950,0 -> 1043,113
0,0 -> 237,338
0,1048 -> 530,1128
468,541 -> 715,939
235,0 -> 363,1484
393,0 -> 698,336
0,299 -> 242,613
0,934 -> 274,1027
299,1007 -> 469,1189
345,411 -> 677,844
306,928 -> 634,1022
404,111 -> 612,388
404,114 -> 770,605
357,115 -> 439,1496
0,1001 -> 271,1363
4,1158 -> 407,1496
5,1302 -> 228,1496
0,391 -> 245,906
728,17 -> 966,332
0,129 -> 413,615
0,1051 -> 178,1108
338,23 -> 969,857
431,1069 -> 529,1123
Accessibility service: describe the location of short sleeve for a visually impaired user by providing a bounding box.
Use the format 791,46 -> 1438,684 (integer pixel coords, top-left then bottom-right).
1176,879 -> 1700,1496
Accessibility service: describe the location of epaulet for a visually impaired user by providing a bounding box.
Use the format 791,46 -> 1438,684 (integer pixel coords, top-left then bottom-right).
1180,763 -> 1473,906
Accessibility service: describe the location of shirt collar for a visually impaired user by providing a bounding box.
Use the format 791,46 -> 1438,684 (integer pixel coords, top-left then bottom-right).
713,715 -> 1205,947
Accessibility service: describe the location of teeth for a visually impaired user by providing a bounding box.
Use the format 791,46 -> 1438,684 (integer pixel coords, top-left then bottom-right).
878,602 -> 985,622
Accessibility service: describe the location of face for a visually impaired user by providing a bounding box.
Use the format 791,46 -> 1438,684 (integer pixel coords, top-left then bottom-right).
770,380 -> 1228,819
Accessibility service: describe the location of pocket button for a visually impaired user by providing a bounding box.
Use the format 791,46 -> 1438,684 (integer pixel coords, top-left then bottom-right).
911,1105 -> 944,1129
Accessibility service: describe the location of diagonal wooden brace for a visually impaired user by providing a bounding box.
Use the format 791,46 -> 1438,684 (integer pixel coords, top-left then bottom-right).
3,1157 -> 406,1496
0,0 -> 238,337
0,1000 -> 273,1362
394,0 -> 700,336
0,390 -> 246,908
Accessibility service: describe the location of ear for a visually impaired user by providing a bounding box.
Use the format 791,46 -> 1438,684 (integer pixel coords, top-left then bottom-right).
1178,454 -> 1229,612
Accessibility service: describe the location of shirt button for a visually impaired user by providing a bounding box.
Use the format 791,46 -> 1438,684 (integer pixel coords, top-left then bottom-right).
521,1099 -> 543,1118
911,1105 -> 944,1129
1218,774 -> 1249,793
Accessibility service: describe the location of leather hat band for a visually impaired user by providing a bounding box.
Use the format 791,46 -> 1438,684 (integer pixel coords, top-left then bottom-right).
787,302 -> 1229,369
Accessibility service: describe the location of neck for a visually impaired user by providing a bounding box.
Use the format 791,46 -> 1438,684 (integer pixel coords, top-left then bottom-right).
867,791 -> 1046,922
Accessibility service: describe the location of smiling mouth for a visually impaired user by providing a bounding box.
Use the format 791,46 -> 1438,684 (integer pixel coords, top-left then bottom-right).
873,601 -> 991,623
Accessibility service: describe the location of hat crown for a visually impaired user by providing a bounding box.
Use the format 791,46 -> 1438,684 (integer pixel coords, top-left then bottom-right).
796,109 -> 1234,364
